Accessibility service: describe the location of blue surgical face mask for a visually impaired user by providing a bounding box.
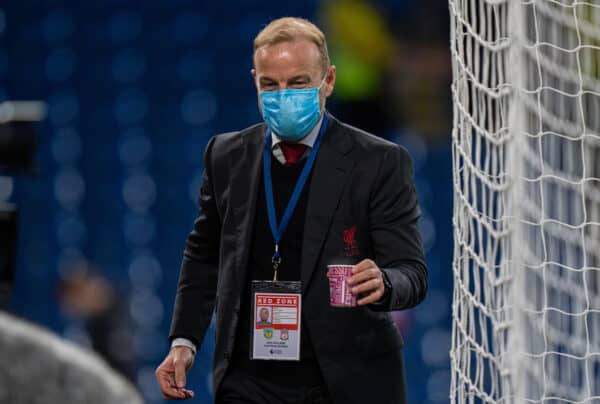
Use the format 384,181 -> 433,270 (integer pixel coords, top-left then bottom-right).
260,77 -> 326,142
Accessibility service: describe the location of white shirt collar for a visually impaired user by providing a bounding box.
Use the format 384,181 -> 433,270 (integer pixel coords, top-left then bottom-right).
270,113 -> 325,149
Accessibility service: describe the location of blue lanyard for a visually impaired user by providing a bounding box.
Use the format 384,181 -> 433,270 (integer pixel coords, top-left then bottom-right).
263,112 -> 329,280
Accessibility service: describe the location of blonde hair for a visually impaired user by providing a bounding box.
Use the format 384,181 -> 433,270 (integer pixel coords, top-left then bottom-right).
253,17 -> 330,74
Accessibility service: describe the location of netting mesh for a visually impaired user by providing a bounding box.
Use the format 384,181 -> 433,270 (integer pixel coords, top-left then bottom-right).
450,0 -> 600,403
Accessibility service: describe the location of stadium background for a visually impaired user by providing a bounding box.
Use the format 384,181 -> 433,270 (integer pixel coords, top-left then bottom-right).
0,1 -> 453,403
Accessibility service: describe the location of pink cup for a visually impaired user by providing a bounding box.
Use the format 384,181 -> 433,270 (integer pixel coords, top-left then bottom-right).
326,265 -> 357,307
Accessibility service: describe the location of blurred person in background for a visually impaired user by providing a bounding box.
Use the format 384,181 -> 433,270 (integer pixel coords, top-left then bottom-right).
155,17 -> 427,404
320,0 -> 396,137
321,0 -> 452,142
58,261 -> 135,380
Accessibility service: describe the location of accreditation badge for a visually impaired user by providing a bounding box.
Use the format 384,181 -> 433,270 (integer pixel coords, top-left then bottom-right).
250,280 -> 301,361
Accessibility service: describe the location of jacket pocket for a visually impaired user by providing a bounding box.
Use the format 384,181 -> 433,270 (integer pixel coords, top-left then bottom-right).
353,319 -> 404,355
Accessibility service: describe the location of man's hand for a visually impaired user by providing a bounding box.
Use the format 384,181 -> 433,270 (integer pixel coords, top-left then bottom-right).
155,346 -> 195,400
347,259 -> 385,305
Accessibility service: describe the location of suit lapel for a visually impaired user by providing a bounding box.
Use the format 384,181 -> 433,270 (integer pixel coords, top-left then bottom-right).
230,125 -> 265,291
228,117 -> 354,294
300,117 -> 354,293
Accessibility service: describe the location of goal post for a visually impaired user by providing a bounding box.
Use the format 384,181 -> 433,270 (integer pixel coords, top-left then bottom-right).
450,0 -> 600,402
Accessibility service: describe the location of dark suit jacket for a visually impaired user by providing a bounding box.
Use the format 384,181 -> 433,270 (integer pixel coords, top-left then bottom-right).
170,114 -> 427,404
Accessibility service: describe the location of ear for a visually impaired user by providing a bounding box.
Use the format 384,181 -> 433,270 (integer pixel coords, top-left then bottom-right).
251,68 -> 258,90
324,65 -> 336,97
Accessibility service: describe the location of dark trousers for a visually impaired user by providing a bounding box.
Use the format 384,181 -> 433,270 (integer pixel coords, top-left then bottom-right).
216,359 -> 333,404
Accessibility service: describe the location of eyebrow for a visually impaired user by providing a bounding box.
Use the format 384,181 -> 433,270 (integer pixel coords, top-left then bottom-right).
286,75 -> 311,82
259,76 -> 277,84
258,74 -> 312,84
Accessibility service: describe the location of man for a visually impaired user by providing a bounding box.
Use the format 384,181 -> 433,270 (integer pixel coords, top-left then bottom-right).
256,307 -> 271,326
156,17 -> 427,404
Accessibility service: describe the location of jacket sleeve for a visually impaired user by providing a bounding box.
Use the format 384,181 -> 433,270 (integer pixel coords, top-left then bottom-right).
169,136 -> 221,345
368,145 -> 428,312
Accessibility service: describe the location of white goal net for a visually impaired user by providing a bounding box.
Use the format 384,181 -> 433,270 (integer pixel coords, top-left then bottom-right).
450,0 -> 600,403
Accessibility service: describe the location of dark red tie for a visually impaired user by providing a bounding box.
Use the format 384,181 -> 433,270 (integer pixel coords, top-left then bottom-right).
279,142 -> 308,166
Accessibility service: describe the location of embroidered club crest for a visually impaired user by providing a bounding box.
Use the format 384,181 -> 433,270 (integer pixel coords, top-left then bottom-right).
343,225 -> 359,257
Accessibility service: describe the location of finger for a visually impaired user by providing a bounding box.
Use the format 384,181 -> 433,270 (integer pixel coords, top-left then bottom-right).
163,385 -> 189,400
157,371 -> 187,399
162,389 -> 187,400
182,388 -> 195,398
347,267 -> 379,286
168,372 -> 177,388
166,388 -> 194,400
155,365 -> 173,391
357,288 -> 384,305
352,259 -> 375,274
351,277 -> 382,296
173,358 -> 187,388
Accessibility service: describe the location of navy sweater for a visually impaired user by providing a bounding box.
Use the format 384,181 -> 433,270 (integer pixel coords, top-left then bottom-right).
232,156 -> 324,387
